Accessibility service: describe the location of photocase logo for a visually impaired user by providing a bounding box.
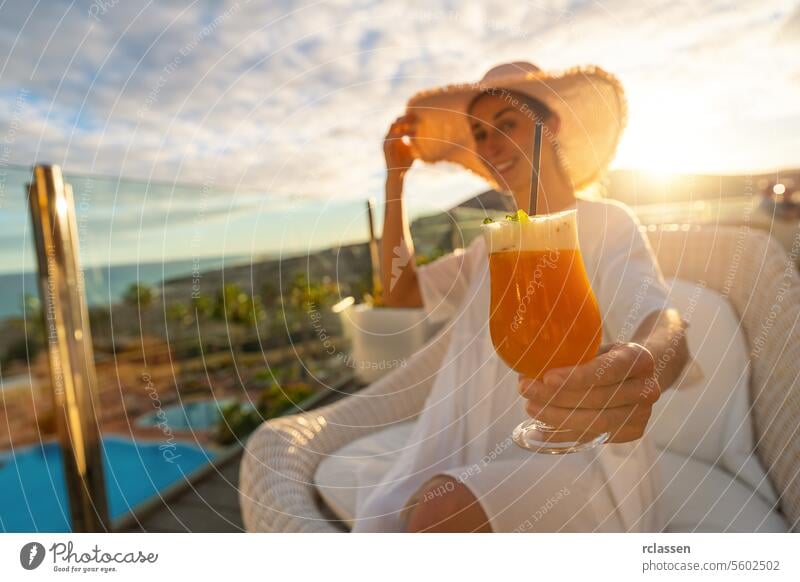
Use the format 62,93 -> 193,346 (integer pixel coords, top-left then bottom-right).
20,542 -> 46,570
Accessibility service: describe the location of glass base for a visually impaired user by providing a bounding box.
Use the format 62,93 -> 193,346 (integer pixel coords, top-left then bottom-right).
512,418 -> 610,454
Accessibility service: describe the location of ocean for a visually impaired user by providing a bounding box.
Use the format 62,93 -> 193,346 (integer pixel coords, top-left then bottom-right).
0,257 -> 243,320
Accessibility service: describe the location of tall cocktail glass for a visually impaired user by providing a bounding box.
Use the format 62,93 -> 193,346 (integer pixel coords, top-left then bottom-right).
482,209 -> 609,453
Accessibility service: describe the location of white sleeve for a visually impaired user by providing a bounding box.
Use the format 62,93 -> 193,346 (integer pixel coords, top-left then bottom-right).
594,202 -> 673,343
416,238 -> 481,325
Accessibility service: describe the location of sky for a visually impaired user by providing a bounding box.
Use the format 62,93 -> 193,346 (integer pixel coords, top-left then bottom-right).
0,0 -> 799,269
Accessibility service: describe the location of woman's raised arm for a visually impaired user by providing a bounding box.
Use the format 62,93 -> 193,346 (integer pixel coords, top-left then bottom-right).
381,114 -> 422,308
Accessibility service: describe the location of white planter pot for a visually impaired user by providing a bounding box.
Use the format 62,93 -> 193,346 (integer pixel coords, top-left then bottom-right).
339,304 -> 430,384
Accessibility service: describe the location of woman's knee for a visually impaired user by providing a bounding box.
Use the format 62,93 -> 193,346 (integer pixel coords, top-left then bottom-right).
405,475 -> 491,532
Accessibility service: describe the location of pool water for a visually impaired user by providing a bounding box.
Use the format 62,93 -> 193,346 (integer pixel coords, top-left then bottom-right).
0,437 -> 214,532
136,398 -> 252,431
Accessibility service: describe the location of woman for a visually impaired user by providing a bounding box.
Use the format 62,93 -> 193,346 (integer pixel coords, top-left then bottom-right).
354,62 -> 689,533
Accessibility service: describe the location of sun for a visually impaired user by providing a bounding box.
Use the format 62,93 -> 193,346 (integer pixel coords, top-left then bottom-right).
613,129 -> 680,181
612,91 -> 719,179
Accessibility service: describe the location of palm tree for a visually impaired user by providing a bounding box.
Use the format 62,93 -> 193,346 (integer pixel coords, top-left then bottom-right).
123,282 -> 156,336
288,273 -> 339,313
191,293 -> 214,320
166,300 -> 189,324
123,282 -> 154,308
261,282 -> 279,308
213,283 -> 265,350
166,301 -> 190,347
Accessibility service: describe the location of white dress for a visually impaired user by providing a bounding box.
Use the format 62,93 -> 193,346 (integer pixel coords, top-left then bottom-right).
352,198 -> 674,532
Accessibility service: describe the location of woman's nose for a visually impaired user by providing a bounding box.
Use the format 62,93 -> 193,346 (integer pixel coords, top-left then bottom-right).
485,131 -> 506,158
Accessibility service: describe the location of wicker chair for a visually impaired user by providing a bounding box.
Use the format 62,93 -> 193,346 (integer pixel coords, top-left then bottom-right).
239,225 -> 800,532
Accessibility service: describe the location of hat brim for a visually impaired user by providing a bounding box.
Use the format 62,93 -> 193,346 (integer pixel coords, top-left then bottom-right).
405,66 -> 627,191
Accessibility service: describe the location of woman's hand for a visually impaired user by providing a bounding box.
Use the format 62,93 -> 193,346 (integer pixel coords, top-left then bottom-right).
384,113 -> 418,176
518,343 -> 660,443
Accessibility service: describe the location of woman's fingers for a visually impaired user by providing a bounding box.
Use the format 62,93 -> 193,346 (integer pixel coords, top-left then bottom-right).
398,112 -> 418,124
517,343 -> 660,444
542,342 -> 655,390
388,126 -> 415,140
519,376 -> 659,408
384,114 -> 419,170
387,113 -> 418,136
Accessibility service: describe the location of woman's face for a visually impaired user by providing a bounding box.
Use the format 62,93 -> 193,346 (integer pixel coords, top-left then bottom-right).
469,93 -> 557,197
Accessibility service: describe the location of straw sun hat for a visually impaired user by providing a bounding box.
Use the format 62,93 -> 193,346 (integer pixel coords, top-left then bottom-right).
406,62 -> 627,191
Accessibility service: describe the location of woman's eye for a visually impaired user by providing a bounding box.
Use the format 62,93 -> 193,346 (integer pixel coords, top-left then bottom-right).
499,120 -> 515,132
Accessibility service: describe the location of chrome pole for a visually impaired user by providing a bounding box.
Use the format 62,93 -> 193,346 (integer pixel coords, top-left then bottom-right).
27,165 -> 109,532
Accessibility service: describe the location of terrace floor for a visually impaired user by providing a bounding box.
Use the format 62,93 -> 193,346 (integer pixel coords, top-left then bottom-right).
120,448 -> 245,532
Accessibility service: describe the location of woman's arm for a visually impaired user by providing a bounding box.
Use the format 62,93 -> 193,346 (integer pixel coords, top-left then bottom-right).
381,114 -> 422,308
518,308 -> 690,444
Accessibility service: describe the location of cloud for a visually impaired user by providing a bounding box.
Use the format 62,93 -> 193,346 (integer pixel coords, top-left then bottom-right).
1,0 -> 798,208
778,5 -> 800,42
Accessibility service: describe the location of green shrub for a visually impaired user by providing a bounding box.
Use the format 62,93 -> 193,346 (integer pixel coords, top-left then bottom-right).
213,381 -> 315,445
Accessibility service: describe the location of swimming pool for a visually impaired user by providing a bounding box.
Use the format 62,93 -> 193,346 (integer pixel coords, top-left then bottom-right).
136,398 -> 252,431
0,437 -> 215,532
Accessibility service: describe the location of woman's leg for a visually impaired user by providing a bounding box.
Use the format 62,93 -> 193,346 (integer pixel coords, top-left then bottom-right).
404,475 -> 492,532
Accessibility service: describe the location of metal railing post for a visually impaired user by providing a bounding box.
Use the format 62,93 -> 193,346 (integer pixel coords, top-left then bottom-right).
27,164 -> 109,532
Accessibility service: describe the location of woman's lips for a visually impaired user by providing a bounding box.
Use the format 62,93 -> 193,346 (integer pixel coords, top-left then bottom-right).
493,158 -> 517,176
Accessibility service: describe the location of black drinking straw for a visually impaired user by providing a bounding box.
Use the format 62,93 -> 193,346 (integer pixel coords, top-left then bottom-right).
529,120 -> 543,215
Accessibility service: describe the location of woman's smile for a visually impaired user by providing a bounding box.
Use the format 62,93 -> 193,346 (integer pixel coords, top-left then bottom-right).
493,157 -> 518,176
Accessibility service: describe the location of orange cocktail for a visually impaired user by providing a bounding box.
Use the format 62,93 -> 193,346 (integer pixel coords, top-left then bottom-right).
482,209 -> 607,453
